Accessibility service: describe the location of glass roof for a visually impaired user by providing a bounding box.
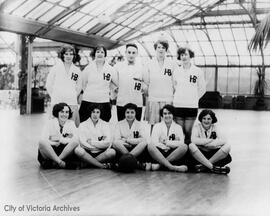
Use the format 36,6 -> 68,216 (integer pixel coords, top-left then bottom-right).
0,0 -> 270,66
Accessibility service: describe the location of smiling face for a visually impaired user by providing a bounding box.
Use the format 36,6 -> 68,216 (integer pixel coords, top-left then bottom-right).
63,50 -> 74,64
201,114 -> 213,130
58,106 -> 70,123
91,108 -> 101,123
155,43 -> 166,58
95,48 -> 106,61
180,49 -> 191,64
125,46 -> 138,64
162,108 -> 173,124
125,108 -> 136,122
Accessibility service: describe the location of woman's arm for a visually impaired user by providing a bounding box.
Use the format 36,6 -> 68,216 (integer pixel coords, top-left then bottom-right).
198,68 -> 206,99
45,66 -> 56,97
191,125 -> 212,146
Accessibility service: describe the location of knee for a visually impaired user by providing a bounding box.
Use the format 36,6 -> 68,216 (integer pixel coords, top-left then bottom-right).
69,139 -> 79,148
138,140 -> 147,148
221,143 -> 231,154
38,140 -> 49,150
147,142 -> 156,152
188,143 -> 198,154
74,146 -> 86,157
113,140 -> 123,148
105,148 -> 116,158
182,143 -> 188,151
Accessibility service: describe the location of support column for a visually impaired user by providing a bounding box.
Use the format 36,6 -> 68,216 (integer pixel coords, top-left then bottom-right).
26,36 -> 35,114
214,66 -> 218,92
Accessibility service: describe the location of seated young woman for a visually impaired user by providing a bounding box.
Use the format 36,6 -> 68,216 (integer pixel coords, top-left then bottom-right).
147,104 -> 188,172
38,103 -> 79,169
113,103 -> 148,166
75,104 -> 116,169
189,109 -> 232,174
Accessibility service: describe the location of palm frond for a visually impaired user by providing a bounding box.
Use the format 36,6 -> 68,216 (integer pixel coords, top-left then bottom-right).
249,12 -> 270,51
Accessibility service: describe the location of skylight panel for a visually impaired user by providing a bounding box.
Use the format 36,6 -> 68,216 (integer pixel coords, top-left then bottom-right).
59,0 -> 77,7
12,0 -> 41,17
25,2 -> 53,20
78,19 -> 98,32
3,0 -> 25,13
38,5 -> 65,22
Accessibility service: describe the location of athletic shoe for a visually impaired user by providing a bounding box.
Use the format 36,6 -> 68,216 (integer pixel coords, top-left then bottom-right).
212,165 -> 230,174
194,164 -> 211,173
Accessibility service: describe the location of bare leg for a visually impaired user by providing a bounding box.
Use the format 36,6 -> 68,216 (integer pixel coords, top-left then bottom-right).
209,144 -> 231,164
38,140 -> 65,167
74,146 -> 105,168
96,148 -> 116,163
166,144 -> 188,162
147,142 -> 187,172
58,140 -> 78,160
189,143 -> 213,169
113,140 -> 129,155
184,118 -> 196,144
130,141 -> 147,158
175,117 -> 184,129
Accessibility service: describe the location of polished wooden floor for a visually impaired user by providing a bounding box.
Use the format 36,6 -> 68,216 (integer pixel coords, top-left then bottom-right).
0,108 -> 270,216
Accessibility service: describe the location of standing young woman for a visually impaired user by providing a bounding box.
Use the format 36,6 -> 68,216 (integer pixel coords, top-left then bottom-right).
75,105 -> 116,169
38,103 -> 79,169
189,109 -> 231,174
46,45 -> 82,127
173,47 -> 206,144
143,39 -> 177,131
79,45 -> 117,123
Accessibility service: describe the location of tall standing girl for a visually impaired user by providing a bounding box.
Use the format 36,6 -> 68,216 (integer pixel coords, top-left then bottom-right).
173,47 -> 206,144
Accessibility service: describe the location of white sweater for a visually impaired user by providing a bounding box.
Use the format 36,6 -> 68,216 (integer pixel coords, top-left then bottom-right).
173,64 -> 206,108
143,58 -> 177,102
46,60 -> 82,106
79,118 -> 112,153
114,61 -> 145,107
82,61 -> 117,103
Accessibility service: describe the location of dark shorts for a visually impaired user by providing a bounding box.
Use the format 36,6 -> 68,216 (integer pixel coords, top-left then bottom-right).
117,106 -> 142,121
83,148 -> 104,158
37,144 -> 78,168
174,108 -> 198,118
79,101 -> 112,123
153,147 -> 187,165
187,148 -> 232,167
114,145 -> 151,163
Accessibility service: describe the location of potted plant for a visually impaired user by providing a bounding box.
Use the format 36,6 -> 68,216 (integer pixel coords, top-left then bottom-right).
248,12 -> 270,110
253,67 -> 267,110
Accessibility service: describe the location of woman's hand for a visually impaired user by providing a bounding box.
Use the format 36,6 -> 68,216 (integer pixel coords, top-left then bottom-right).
49,135 -> 60,142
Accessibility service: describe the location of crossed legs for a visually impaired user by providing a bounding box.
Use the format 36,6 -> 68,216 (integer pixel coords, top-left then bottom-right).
189,143 -> 231,169
74,146 -> 116,169
147,142 -> 188,172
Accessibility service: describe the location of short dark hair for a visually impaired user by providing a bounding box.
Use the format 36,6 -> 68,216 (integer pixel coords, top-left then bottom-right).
89,103 -> 102,114
123,103 -> 138,113
59,45 -> 76,63
177,47 -> 195,60
91,45 -> 107,59
52,103 -> 72,119
160,104 -> 175,117
198,109 -> 217,124
126,43 -> 138,50
154,40 -> 169,51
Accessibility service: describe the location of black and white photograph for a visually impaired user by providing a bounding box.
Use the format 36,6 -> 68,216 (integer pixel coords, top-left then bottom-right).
0,0 -> 270,215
